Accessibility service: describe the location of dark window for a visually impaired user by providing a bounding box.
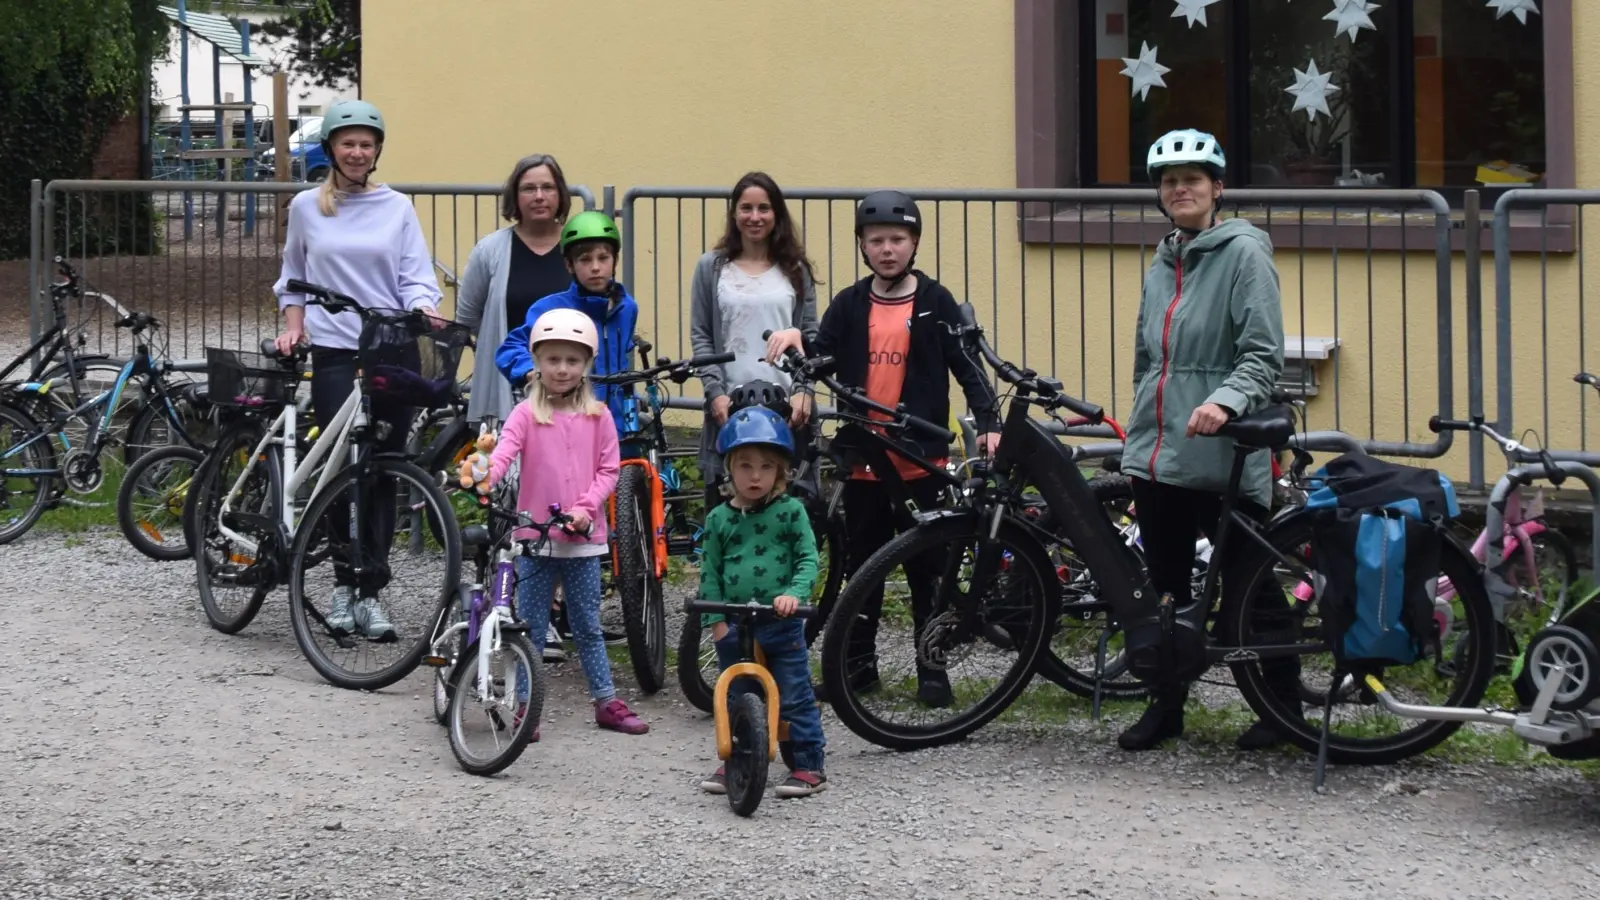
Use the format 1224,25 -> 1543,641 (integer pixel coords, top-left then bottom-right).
1081,0 -> 1545,191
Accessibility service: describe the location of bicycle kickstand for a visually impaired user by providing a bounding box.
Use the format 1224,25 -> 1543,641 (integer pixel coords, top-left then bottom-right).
1312,669 -> 1341,794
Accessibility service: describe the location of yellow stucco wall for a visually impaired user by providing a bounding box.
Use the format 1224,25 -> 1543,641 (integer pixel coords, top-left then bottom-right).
366,0 -> 1597,486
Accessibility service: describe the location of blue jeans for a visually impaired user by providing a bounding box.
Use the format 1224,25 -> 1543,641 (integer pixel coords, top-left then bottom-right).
713,618 -> 826,772
515,555 -> 616,702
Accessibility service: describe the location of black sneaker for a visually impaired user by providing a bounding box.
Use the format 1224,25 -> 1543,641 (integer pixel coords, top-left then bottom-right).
1235,720 -> 1285,751
1117,700 -> 1185,751
917,671 -> 954,708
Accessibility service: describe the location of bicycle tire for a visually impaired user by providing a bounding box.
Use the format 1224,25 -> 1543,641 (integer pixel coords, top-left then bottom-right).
287,457 -> 461,691
125,383 -> 213,460
447,629 -> 544,777
117,443 -> 204,561
0,401 -> 56,546
726,692 -> 769,817
613,465 -> 666,694
817,513 -> 1056,751
193,423 -> 281,635
1223,511 -> 1498,766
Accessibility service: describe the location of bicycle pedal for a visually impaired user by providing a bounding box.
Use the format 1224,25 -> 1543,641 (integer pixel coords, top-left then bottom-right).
422,655 -> 449,668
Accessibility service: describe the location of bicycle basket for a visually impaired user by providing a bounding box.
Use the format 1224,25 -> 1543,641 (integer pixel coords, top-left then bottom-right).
205,347 -> 300,409
359,313 -> 474,409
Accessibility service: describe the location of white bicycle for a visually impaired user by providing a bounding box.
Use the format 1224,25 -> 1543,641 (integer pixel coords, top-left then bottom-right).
191,279 -> 472,691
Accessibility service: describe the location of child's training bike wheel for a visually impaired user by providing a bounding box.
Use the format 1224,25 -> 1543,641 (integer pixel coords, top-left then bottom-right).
725,692 -> 769,817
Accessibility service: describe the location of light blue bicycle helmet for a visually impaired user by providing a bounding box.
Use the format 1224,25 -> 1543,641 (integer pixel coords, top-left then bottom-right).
1146,128 -> 1226,180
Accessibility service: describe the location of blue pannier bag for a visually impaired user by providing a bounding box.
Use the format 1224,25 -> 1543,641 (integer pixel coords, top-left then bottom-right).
1304,452 -> 1459,669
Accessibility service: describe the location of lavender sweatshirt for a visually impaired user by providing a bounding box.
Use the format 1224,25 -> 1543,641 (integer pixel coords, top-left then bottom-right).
273,186 -> 442,349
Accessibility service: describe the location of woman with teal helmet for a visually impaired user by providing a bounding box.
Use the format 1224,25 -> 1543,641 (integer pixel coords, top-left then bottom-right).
1116,128 -> 1297,753
272,97 -> 445,641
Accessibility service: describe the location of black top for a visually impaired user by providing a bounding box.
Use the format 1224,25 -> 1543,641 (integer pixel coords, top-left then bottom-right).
505,233 -> 571,328
808,270 -> 1001,459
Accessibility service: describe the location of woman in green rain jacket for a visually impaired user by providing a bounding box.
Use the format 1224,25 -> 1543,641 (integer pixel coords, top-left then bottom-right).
1116,129 -> 1301,752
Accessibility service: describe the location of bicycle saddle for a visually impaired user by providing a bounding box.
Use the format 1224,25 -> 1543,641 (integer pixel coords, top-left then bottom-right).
1215,403 -> 1296,448
461,524 -> 492,547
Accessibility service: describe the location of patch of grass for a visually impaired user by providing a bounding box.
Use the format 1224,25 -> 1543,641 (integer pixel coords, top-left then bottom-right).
35,472 -> 122,533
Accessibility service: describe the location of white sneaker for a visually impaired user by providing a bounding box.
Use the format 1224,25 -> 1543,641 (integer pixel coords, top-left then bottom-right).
326,586 -> 355,633
353,596 -> 397,643
543,624 -> 566,662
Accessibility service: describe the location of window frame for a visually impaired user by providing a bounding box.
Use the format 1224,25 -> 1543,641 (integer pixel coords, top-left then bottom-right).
1013,0 -> 1576,251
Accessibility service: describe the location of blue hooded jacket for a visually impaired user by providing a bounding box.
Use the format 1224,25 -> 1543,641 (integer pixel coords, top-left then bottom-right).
495,280 -> 640,434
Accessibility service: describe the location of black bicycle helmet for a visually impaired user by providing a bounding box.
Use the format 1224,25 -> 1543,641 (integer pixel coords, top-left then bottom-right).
727,379 -> 792,422
854,190 -> 922,237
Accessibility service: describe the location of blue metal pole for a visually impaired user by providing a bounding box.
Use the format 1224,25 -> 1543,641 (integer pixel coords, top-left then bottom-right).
241,21 -> 256,236
179,0 -> 193,238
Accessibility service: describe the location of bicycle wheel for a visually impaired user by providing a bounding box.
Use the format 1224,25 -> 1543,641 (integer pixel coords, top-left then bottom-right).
817,513 -> 1057,751
1222,512 -> 1497,766
726,692 -> 769,817
193,423 -> 282,634
613,465 -> 666,694
117,443 -> 204,561
447,629 -> 543,777
287,457 -> 461,691
0,401 -> 56,546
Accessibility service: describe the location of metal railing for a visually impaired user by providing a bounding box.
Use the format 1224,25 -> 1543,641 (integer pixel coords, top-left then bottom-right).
21,179 -> 596,364
622,186 -> 1457,464
1493,190 -> 1600,470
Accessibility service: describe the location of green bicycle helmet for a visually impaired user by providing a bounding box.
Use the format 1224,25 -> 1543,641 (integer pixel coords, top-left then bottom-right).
320,99 -> 386,143
560,210 -> 622,256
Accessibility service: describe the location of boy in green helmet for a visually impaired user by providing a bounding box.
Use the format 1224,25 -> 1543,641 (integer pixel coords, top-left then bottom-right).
496,210 -> 640,433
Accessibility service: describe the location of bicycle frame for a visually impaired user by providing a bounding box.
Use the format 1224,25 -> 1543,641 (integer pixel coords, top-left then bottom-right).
217,372 -> 366,554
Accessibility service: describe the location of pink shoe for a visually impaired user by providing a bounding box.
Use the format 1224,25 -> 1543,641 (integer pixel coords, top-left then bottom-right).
595,698 -> 649,735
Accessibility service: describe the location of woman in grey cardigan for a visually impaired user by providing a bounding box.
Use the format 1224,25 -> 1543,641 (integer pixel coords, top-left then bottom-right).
690,171 -> 820,503
455,153 -> 576,423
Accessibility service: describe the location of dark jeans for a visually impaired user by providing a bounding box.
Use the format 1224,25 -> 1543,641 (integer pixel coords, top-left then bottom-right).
310,348 -> 414,594
713,618 -> 825,772
1128,476 -> 1301,706
822,476 -> 948,683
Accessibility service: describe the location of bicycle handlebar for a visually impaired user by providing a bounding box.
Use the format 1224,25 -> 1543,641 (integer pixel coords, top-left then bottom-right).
480,501 -> 591,538
764,334 -> 956,443
684,599 -> 818,619
952,304 -> 1106,424
590,351 -> 736,387
1428,413 -> 1565,484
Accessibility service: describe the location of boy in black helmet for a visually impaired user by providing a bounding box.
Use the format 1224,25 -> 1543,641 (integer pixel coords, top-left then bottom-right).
803,190 -> 1000,708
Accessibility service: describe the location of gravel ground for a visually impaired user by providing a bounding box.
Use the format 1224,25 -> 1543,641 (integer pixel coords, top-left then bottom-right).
3,528 -> 1598,900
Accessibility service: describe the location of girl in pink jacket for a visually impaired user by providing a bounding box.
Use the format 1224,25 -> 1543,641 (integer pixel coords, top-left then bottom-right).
486,308 -> 648,736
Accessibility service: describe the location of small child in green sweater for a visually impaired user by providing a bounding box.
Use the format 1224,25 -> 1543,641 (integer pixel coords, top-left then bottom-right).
697,406 -> 826,798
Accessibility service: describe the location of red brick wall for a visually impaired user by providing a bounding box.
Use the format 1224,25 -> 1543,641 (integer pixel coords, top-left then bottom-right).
90,113 -> 143,180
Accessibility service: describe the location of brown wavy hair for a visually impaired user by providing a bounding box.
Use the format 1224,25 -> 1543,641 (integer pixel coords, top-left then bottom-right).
714,171 -> 820,298
500,154 -> 572,224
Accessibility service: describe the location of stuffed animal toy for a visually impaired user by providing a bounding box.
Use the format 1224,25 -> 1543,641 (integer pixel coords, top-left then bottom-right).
457,422 -> 497,494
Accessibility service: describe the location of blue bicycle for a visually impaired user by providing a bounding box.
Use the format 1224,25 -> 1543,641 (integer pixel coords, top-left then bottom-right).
0,309 -> 211,544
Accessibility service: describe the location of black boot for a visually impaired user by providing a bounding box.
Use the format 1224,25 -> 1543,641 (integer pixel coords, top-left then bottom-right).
1117,688 -> 1186,751
916,665 -> 953,708
1237,663 -> 1305,751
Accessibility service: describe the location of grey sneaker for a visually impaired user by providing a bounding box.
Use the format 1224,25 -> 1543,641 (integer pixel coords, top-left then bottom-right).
353,596 -> 397,643
326,585 -> 356,634
543,624 -> 567,662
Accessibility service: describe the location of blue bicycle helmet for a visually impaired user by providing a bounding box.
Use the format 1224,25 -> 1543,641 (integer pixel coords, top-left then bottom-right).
715,406 -> 795,461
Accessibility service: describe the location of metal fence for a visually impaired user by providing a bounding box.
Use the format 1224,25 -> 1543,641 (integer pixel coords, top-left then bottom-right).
622,186 -> 1460,466
19,179 -> 597,365
20,177 -> 1600,495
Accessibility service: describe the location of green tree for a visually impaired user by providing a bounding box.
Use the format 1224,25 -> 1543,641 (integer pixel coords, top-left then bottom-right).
0,0 -> 167,259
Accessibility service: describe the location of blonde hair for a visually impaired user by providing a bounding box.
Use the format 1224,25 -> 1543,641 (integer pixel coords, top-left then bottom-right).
524,341 -> 605,424
726,444 -> 790,496
315,131 -> 385,216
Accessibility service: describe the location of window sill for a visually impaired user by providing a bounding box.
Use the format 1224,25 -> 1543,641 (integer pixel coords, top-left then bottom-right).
1019,206 -> 1575,254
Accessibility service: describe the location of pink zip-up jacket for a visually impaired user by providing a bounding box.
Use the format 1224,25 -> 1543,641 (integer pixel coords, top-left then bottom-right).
487,400 -> 620,547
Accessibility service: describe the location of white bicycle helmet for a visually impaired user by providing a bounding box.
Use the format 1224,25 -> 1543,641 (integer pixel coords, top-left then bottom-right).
529,307 -> 599,357
1146,129 -> 1226,180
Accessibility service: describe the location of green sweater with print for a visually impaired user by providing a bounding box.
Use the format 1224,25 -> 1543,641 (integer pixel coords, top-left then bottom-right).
698,495 -> 819,626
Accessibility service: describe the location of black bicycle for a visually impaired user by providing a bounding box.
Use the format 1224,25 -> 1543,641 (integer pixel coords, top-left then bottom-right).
817,303 -> 1497,765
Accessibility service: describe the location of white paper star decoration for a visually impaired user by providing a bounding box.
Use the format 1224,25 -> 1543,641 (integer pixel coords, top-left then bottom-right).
1285,60 -> 1340,121
1485,0 -> 1539,24
1170,0 -> 1223,28
1119,41 -> 1170,101
1324,0 -> 1379,42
